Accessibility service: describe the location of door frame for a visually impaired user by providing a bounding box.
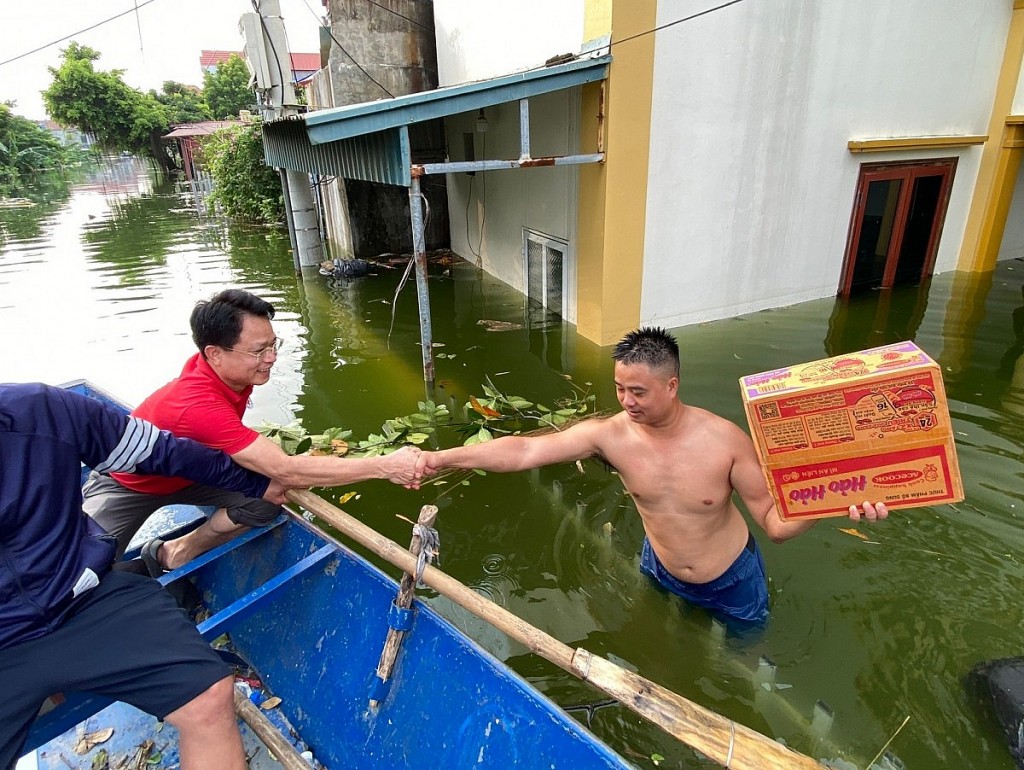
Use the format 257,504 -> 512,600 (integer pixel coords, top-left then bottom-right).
838,158 -> 957,297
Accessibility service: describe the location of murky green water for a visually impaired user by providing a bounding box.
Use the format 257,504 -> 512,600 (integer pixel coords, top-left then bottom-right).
3,160 -> 1022,769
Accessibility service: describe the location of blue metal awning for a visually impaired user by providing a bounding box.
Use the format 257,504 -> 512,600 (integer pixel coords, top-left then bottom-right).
262,54 -> 610,187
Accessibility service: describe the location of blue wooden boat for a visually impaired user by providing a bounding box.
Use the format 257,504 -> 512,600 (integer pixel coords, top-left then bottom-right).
20,380 -> 824,770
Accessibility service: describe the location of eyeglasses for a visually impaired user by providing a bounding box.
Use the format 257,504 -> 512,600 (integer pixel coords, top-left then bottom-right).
222,337 -> 283,363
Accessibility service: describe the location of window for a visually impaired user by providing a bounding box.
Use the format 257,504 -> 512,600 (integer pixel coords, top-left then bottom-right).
839,159 -> 956,297
523,229 -> 567,325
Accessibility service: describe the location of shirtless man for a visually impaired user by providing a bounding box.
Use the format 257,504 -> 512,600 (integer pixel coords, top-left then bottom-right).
418,327 -> 887,626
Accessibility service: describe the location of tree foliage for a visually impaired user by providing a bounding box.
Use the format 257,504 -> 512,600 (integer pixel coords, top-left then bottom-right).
0,104 -> 86,195
152,81 -> 212,125
203,55 -> 254,120
43,42 -> 174,170
202,123 -> 283,223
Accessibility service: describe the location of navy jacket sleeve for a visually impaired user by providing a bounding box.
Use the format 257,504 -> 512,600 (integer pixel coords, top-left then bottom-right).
22,384 -> 271,499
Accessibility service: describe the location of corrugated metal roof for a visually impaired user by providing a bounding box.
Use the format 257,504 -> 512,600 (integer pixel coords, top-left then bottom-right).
262,54 -> 610,187
163,120 -> 242,139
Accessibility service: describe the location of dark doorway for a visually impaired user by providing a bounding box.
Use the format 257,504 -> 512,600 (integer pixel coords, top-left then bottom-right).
839,159 -> 956,297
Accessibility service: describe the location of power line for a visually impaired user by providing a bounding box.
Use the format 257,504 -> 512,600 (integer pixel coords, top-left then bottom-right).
362,0 -> 430,31
611,0 -> 748,48
298,0 -> 394,98
0,0 -> 161,68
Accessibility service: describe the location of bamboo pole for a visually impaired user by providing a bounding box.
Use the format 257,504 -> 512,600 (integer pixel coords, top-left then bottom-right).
233,687 -> 310,770
369,504 -> 438,708
286,490 -> 823,770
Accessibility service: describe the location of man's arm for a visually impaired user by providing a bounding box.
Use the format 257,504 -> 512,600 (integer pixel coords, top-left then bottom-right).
726,422 -> 888,543
230,434 -> 422,489
421,418 -> 608,476
51,386 -> 276,501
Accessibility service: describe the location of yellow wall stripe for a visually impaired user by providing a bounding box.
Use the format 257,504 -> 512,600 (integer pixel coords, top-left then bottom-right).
958,6 -> 1024,272
576,0 -> 656,346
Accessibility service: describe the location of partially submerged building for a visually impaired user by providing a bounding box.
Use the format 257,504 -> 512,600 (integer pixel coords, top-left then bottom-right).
265,0 -> 1024,346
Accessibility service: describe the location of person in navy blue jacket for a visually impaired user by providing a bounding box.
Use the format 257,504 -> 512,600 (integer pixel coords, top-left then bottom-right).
0,383 -> 287,770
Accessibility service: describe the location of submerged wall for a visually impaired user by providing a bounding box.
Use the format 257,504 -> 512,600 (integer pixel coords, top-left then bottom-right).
640,1 -> 1011,328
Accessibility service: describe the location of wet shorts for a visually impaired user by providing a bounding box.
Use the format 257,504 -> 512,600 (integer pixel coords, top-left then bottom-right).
0,571 -> 231,770
83,470 -> 281,557
639,532 -> 769,626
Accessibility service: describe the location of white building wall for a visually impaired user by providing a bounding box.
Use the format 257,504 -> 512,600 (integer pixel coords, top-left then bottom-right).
999,170 -> 1024,260
433,0 -> 585,87
641,0 -> 1011,328
445,89 -> 581,321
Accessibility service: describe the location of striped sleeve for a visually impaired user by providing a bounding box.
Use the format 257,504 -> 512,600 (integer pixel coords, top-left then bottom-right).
92,416 -> 160,474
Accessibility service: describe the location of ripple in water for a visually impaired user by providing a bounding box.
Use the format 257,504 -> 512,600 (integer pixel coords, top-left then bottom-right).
469,553 -> 521,607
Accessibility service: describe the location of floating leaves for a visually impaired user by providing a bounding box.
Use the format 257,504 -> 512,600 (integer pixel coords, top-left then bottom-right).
838,527 -> 880,544
838,527 -> 869,541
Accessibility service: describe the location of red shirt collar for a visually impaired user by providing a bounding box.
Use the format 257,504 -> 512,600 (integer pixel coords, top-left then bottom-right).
182,352 -> 253,407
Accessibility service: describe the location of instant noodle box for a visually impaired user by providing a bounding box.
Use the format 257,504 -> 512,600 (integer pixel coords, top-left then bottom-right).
738,341 -> 964,520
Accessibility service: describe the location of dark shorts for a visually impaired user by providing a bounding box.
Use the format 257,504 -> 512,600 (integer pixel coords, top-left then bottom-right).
0,571 -> 230,770
82,470 -> 281,556
639,532 -> 770,626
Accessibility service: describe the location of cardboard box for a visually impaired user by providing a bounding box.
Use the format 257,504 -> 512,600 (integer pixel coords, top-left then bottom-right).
739,341 -> 964,520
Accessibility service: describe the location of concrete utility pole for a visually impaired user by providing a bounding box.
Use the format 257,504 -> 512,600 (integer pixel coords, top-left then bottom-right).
243,0 -> 322,271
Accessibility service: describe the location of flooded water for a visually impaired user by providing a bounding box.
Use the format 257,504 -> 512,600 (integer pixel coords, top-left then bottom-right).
3,159 -> 1023,769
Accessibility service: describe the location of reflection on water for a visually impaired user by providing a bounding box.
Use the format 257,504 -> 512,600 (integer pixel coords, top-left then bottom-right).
2,163 -> 1024,768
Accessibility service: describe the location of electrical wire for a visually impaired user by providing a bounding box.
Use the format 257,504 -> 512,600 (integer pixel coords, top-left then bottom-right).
610,0 -> 748,48
252,0 -> 292,107
298,0 -> 394,98
362,0 -> 431,31
0,0 -> 161,68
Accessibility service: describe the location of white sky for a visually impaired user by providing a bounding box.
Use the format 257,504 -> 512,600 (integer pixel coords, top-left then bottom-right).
0,0 -> 324,120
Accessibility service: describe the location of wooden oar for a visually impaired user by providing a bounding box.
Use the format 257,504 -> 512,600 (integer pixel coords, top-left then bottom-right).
233,686 -> 310,769
369,503 -> 438,709
286,489 -> 824,770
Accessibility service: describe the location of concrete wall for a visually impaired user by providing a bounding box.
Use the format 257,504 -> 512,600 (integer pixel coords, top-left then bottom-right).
433,0 -> 585,87
325,0 -> 448,257
640,0 -> 1011,328
999,168 -> 1024,261
444,89 -> 582,321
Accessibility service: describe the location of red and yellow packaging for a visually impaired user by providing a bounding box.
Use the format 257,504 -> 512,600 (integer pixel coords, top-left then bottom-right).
739,341 -> 964,520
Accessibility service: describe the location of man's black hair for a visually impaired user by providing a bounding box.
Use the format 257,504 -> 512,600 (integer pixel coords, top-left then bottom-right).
611,327 -> 680,377
190,289 -> 275,355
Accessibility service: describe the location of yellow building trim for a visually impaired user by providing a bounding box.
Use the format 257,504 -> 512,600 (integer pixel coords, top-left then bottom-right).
847,135 -> 987,153
958,6 -> 1024,272
576,0 -> 655,346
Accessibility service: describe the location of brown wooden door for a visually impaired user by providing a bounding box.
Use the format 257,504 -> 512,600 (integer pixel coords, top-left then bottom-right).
839,159 -> 956,297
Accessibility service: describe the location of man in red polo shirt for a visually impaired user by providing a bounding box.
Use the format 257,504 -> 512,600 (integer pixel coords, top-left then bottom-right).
83,289 -> 422,574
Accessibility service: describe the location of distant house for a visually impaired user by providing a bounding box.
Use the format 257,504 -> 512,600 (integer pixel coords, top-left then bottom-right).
199,50 -> 321,85
35,120 -> 94,150
163,120 -> 242,181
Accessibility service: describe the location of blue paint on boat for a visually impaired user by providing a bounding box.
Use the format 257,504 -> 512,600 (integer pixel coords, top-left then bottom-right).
22,380 -> 630,769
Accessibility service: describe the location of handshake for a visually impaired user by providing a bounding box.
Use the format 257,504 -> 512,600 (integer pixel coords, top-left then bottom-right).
377,446 -> 451,490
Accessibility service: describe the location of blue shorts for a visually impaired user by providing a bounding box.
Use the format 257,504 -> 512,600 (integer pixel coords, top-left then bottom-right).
640,532 -> 769,626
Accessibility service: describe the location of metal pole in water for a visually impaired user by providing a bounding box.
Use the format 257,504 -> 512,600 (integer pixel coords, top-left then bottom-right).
409,171 -> 435,387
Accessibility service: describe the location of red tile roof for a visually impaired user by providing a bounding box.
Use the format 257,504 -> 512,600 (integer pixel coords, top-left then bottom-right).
199,50 -> 320,72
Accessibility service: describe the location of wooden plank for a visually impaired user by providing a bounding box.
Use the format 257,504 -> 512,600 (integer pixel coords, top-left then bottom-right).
287,489 -> 824,770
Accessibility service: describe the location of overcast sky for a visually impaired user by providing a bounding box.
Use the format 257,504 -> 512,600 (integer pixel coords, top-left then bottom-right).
0,0 -> 324,120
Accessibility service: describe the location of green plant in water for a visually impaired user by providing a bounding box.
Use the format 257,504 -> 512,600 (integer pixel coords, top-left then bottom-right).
256,375 -> 600,493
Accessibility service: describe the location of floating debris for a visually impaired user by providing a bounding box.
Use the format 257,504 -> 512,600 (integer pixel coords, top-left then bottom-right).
476,319 -> 524,332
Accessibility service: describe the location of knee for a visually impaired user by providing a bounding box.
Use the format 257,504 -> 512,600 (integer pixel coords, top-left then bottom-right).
164,676 -> 235,730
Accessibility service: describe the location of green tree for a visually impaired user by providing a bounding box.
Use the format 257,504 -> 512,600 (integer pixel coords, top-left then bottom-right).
43,42 -> 175,171
0,104 -> 83,195
202,123 -> 283,223
153,81 -> 212,125
203,55 -> 254,120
